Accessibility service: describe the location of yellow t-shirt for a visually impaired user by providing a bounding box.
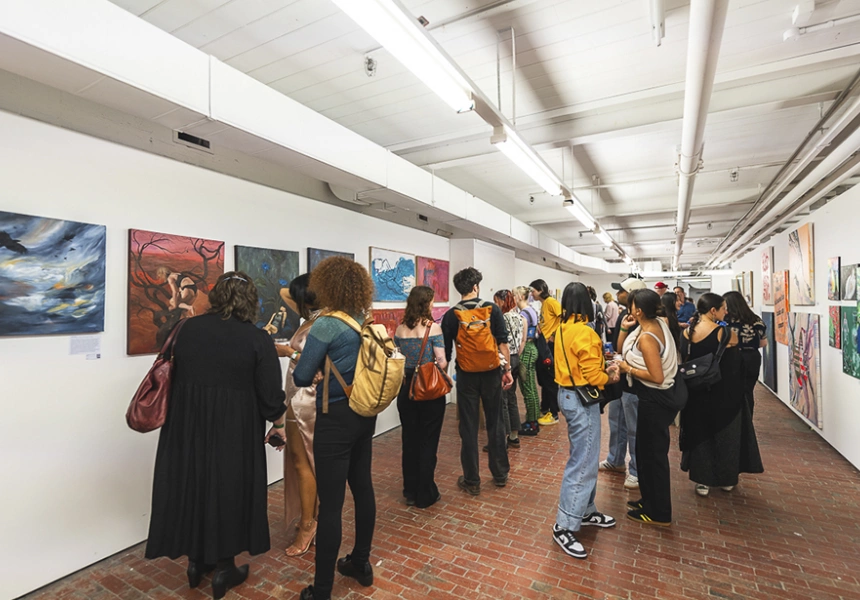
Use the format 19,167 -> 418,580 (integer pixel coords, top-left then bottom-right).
554,318 -> 609,389
539,296 -> 562,340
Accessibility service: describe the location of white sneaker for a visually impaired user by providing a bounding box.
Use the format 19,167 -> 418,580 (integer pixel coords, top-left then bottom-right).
695,484 -> 710,497
721,485 -> 734,492
598,460 -> 626,473
624,475 -> 639,490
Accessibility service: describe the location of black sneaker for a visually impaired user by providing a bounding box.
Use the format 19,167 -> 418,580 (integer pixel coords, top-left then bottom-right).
518,426 -> 538,437
493,476 -> 508,487
552,524 -> 587,559
457,476 -> 480,496
627,499 -> 643,510
507,437 -> 520,448
626,508 -> 671,527
336,554 -> 373,587
580,512 -> 616,528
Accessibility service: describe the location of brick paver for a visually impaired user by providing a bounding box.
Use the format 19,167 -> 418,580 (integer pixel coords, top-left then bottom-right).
22,385 -> 860,599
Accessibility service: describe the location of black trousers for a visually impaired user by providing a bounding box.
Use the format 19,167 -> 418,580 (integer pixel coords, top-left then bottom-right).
313,401 -> 377,597
739,350 -> 762,416
397,371 -> 446,508
456,369 -> 509,486
540,379 -> 559,417
635,391 -> 678,522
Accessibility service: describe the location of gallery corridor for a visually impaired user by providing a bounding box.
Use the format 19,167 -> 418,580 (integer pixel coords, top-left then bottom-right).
24,386 -> 860,600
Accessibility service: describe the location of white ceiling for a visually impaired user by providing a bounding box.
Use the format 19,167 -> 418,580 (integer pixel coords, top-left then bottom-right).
108,0 -> 860,268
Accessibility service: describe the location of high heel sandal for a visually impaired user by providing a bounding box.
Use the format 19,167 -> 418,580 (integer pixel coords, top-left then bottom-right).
285,520 -> 317,557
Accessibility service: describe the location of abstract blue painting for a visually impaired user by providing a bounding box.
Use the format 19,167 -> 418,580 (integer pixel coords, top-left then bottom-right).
370,247 -> 415,302
0,210 -> 106,336
307,247 -> 354,272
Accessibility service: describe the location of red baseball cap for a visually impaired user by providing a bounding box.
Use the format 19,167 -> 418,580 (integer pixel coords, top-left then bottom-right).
654,281 -> 668,290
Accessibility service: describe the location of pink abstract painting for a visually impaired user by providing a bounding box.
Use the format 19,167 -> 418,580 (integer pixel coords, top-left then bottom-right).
417,256 -> 449,302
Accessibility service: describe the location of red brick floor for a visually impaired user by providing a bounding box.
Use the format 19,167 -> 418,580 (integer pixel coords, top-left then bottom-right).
23,385 -> 860,600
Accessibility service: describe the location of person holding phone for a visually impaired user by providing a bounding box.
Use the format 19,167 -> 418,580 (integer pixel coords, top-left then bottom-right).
551,282 -> 620,560
616,289 -> 678,527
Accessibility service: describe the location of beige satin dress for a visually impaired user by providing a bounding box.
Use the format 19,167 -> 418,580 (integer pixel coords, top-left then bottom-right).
282,319 -> 318,542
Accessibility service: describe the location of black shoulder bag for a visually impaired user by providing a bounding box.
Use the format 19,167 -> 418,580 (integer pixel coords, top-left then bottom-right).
560,323 -> 605,406
677,325 -> 730,391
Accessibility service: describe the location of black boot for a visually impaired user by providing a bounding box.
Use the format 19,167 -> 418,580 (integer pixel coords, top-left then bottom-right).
336,554 -> 373,587
211,562 -> 249,600
187,560 -> 215,589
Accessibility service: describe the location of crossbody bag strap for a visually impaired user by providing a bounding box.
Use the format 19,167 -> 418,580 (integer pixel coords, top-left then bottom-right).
714,325 -> 731,362
323,356 -> 352,414
409,320 -> 433,399
161,317 -> 190,360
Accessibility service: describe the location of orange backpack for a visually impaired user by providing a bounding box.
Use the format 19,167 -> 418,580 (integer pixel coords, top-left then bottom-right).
453,300 -> 501,372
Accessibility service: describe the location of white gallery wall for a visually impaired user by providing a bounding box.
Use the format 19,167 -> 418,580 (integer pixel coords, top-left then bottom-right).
0,110 -> 451,599
732,185 -> 860,470
513,258 -> 578,295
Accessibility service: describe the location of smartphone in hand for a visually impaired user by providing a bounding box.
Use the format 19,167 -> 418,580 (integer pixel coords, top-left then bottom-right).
267,435 -> 285,448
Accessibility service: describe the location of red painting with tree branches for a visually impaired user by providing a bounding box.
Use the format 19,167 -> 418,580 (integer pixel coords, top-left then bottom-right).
127,229 -> 224,355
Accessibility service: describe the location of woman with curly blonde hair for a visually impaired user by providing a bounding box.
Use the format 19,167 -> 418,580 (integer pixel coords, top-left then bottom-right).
293,257 -> 377,600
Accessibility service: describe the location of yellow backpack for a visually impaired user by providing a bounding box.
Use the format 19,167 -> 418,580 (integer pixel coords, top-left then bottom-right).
322,311 -> 405,417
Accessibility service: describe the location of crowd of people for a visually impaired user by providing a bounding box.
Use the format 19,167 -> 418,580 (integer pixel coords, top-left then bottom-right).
142,260 -> 767,599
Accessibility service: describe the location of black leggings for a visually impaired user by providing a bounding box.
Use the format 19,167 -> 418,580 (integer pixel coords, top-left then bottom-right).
312,401 -> 377,597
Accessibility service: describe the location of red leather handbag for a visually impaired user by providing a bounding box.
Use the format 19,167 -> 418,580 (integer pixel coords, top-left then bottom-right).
126,318 -> 189,433
410,321 -> 453,401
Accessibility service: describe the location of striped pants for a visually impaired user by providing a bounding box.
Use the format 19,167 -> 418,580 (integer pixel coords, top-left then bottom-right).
519,340 -> 541,423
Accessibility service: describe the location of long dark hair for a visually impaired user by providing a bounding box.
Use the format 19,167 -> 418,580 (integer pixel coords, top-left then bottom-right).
289,273 -> 317,320
530,278 -> 551,300
560,282 -> 593,324
723,290 -> 759,326
689,292 -> 725,337
403,285 -> 434,328
660,291 -> 681,347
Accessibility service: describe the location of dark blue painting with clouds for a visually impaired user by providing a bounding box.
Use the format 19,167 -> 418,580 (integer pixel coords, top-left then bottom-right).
0,211 -> 106,336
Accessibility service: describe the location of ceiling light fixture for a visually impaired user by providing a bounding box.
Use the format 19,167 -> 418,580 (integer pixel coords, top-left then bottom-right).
595,228 -> 614,247
331,0 -> 475,112
492,125 -> 563,196
563,197 -> 596,230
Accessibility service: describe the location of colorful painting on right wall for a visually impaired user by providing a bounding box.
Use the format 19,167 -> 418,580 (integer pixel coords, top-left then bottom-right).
827,257 -> 841,301
416,256 -> 449,302
773,270 -> 790,345
788,312 -> 822,429
829,306 -> 841,349
787,223 -> 814,305
841,263 -> 858,301
761,246 -> 774,305
842,305 -> 860,380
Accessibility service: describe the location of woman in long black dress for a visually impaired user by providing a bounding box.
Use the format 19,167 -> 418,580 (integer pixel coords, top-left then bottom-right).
145,272 -> 287,599
679,293 -> 763,497
723,291 -> 767,417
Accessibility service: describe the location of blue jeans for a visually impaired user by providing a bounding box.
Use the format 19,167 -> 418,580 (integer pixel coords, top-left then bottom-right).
605,391 -> 639,477
556,388 -> 601,532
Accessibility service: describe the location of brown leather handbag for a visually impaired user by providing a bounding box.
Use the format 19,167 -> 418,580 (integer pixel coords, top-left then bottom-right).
410,321 -> 453,401
126,318 -> 189,433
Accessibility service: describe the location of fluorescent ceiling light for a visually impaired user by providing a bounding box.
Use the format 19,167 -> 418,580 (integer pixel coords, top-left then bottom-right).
492,125 -> 563,196
331,0 -> 474,113
595,229 -> 613,247
563,198 -> 596,230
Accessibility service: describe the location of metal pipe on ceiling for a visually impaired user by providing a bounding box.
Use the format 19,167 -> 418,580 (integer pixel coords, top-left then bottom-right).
711,124 -> 860,265
672,0 -> 730,271
706,68 -> 860,265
